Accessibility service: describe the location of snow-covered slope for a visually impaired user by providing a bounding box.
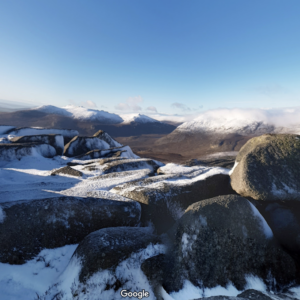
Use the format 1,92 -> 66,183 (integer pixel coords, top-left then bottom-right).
178,112 -> 275,135
33,105 -> 123,124
176,108 -> 300,135
120,113 -> 160,124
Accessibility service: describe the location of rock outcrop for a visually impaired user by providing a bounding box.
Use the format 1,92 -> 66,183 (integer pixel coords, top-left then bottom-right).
10,134 -> 64,155
64,131 -> 122,157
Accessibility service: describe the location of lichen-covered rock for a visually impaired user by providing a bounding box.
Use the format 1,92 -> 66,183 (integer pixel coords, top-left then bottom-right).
64,132 -> 122,157
230,134 -> 300,201
163,195 -> 299,293
0,195 -> 140,264
112,169 -> 235,233
51,166 -> 83,177
10,134 -> 64,155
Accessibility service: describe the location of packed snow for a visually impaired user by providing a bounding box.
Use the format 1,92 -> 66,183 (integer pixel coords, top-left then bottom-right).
0,245 -> 78,299
120,113 -> 160,124
248,201 -> 274,239
34,105 -> 123,124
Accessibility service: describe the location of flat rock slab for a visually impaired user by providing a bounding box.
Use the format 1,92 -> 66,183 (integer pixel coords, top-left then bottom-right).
0,195 -> 140,264
163,195 -> 299,292
51,166 -> 83,177
10,134 -> 64,155
230,134 -> 300,201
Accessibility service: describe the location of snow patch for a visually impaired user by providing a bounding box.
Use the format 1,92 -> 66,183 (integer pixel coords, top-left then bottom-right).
0,244 -> 77,299
229,161 -> 239,175
120,113 -> 160,124
248,201 -> 273,239
8,127 -> 78,138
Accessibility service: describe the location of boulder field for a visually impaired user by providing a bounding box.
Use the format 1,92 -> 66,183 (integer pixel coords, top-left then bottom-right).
1,130 -> 300,299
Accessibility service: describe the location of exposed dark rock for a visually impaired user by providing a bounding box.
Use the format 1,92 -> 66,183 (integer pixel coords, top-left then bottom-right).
0,196 -> 140,264
163,195 -> 299,293
101,158 -> 160,174
73,147 -> 125,160
64,132 -> 122,157
10,134 -> 64,155
184,156 -> 236,169
230,134 -> 300,201
237,289 -> 274,300
51,166 -> 83,177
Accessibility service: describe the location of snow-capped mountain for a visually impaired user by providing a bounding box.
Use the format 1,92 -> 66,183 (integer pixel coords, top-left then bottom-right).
120,113 -> 160,124
177,109 -> 300,136
33,105 -> 123,124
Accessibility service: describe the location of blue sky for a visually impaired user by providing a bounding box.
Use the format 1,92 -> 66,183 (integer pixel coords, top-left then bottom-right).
0,0 -> 299,115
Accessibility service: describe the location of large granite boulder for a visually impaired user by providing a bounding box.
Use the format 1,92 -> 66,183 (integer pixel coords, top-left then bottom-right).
163,195 -> 299,292
230,134 -> 300,201
0,195 -> 140,264
112,167 -> 235,233
254,200 -> 300,256
10,134 -> 64,155
0,143 -> 56,164
43,227 -> 164,300
64,131 -> 122,157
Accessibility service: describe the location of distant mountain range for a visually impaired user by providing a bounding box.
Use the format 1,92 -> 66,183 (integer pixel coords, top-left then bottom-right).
0,105 -> 177,137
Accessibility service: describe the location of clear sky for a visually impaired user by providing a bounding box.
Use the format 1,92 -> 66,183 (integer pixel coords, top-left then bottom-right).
0,0 -> 299,115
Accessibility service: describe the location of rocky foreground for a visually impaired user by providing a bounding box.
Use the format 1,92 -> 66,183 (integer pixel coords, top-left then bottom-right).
0,126 -> 300,300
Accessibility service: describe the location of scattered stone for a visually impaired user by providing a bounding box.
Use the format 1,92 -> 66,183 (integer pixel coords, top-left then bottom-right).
51,166 -> 83,177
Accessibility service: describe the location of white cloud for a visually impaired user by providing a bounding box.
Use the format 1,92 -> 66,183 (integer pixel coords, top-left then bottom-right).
146,106 -> 158,113
115,96 -> 143,112
171,102 -> 191,111
190,107 -> 300,128
68,100 -> 97,108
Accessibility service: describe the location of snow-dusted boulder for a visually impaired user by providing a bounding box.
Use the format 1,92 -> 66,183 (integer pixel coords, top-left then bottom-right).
63,132 -> 122,157
112,166 -> 235,233
163,195 -> 298,293
230,134 -> 300,201
10,134 -> 64,155
0,143 -> 56,164
0,196 -> 141,264
42,227 -> 164,300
